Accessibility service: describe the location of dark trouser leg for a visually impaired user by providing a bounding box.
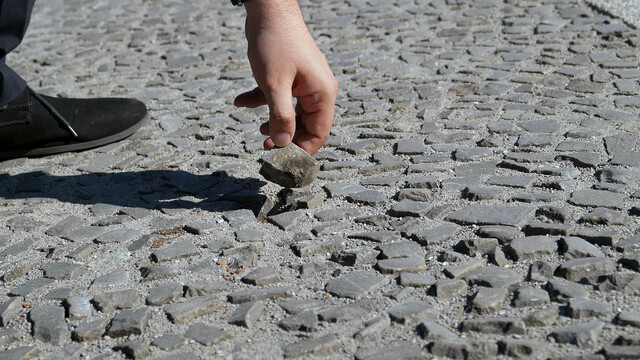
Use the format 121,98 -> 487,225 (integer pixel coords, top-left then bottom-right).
0,0 -> 36,107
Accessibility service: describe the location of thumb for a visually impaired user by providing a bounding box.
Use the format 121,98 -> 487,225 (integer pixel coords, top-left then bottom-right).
264,87 -> 296,147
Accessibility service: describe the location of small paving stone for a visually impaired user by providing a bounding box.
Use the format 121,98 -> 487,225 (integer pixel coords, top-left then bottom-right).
0,346 -> 41,360
417,322 -> 458,341
464,186 -> 504,201
113,341 -> 150,359
567,298 -> 613,319
435,279 -> 468,301
183,323 -> 230,347
241,267 -> 280,286
354,341 -> 427,360
549,321 -> 604,348
498,339 -> 548,359
559,237 -> 605,259
93,289 -> 143,313
601,345 -> 640,359
470,287 -> 508,314
267,210 -> 307,231
227,286 -> 296,304
444,259 -> 486,279
460,318 -> 526,335
387,301 -> 436,325
353,315 -> 390,342
388,199 -> 431,217
331,248 -> 379,266
283,334 -> 340,359
525,221 -> 574,236
41,262 -> 87,280
279,300 -> 327,315
580,208 -> 630,225
151,334 -> 185,350
409,223 -> 461,246
94,228 -> 141,244
317,301 -> 375,323
72,318 -> 109,342
346,190 -> 386,206
514,287 -> 550,307
377,255 -> 426,275
395,138 -> 426,155
163,296 -> 226,324
0,328 -> 19,347
65,296 -> 92,320
325,271 -> 387,299
139,265 -> 179,282
616,235 -> 640,253
546,279 -> 588,303
507,236 -> 557,261
279,311 -> 318,332
9,278 -> 54,297
228,301 -> 264,329
106,307 -> 151,338
573,228 -> 621,247
464,267 -> 521,291
151,240 -> 199,262
556,257 -> 616,282
476,225 -> 521,244
430,340 -> 499,360
454,238 -> 499,256
62,226 -> 107,242
399,273 -> 436,288
445,204 -> 536,228
0,297 -> 23,326
90,269 -> 129,289
529,261 -> 559,282
617,311 -> 640,328
377,241 -> 424,259
259,144 -> 319,188
568,190 -> 626,209
292,237 -> 344,257
146,282 -> 183,306
524,306 -> 559,327
621,253 -> 640,272
46,215 -> 84,237
28,305 -> 69,345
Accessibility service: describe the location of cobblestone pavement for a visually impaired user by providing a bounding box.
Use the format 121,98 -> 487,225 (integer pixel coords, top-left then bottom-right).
1,0 -> 640,359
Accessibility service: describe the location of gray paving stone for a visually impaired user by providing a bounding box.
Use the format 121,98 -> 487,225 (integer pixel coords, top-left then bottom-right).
146,282 -> 183,306
267,210 -> 307,231
28,305 -> 68,345
470,287 -> 508,314
354,341 -> 427,360
0,328 -> 19,347
567,298 -> 613,319
454,238 -> 499,257
45,215 -> 84,237
279,311 -> 318,332
549,321 -> 604,348
507,236 -> 557,261
445,204 -> 536,228
387,301 -> 436,325
0,297 -> 22,327
184,323 -> 231,346
139,265 -> 180,282
409,223 -> 461,246
227,286 -> 296,304
106,307 -> 151,338
93,289 -> 143,313
0,346 -> 41,360
41,262 -> 87,280
444,259 -> 487,279
430,340 -> 499,360
524,306 -> 559,327
9,278 -> 54,297
292,237 -> 344,257
498,339 -> 548,359
317,301 -> 375,323
164,296 -> 225,324
113,341 -> 150,359
283,334 -> 340,358
435,279 -> 468,301
559,237 -> 606,259
546,279 -> 588,303
556,257 -> 616,282
460,318 -> 526,335
228,301 -> 264,329
464,267 -> 522,291
65,296 -> 92,320
348,230 -> 401,243
389,199 -> 431,217
346,190 -> 386,206
325,271 -> 387,298
151,333 -> 185,350
377,241 -> 424,259
91,228 -> 140,244
72,317 -> 109,342
151,240 -> 199,262
569,190 -> 626,209
573,228 -> 621,247
417,322 -> 458,341
514,287 -> 550,307
259,144 -> 319,188
377,255 -> 426,275
617,311 -> 640,328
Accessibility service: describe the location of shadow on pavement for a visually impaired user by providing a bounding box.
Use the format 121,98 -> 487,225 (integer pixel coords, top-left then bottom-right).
0,169 -> 269,214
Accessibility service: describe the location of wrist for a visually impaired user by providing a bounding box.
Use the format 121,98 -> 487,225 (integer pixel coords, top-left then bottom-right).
244,0 -> 304,23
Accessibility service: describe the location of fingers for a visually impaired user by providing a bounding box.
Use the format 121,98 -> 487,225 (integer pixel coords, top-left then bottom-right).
234,87 -> 267,108
263,86 -> 296,147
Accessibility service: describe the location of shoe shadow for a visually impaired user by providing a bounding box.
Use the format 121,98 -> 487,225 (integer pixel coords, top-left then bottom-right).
0,169 -> 269,214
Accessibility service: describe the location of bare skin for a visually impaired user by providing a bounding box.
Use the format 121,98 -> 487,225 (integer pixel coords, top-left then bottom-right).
233,0 -> 338,155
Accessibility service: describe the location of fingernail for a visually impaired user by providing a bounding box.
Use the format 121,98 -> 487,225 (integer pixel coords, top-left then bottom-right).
272,132 -> 291,147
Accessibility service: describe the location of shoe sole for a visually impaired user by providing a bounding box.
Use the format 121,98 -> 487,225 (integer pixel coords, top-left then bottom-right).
0,114 -> 148,160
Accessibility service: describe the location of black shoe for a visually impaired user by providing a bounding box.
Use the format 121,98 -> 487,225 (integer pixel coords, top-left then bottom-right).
0,87 -> 148,160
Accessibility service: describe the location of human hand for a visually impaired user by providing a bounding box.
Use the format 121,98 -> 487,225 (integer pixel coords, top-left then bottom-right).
233,0 -> 338,155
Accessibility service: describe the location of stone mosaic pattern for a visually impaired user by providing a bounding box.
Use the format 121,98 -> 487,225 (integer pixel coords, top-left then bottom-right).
1,0 -> 640,358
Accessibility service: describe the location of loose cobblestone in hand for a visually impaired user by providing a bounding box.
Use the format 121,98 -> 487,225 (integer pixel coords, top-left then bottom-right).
1,0 -> 640,357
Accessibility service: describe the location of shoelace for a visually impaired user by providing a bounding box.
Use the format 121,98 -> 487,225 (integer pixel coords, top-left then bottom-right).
27,85 -> 78,138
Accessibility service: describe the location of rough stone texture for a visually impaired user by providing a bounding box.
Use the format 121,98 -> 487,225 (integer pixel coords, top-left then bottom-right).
260,144 -> 320,188
3,0 -> 640,357
549,321 -> 604,348
106,307 -> 151,338
326,271 -> 388,298
28,306 -> 69,345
